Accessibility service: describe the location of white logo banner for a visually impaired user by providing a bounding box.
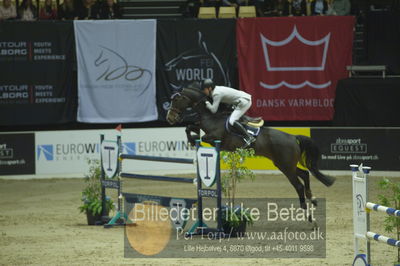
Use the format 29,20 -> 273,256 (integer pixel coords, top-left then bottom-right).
101,139 -> 119,178
197,147 -> 217,187
74,20 -> 158,123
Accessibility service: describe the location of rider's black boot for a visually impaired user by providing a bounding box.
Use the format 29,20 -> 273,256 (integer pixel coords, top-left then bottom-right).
232,121 -> 256,148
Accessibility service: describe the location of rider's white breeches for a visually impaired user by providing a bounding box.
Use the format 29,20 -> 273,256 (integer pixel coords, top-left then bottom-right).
228,98 -> 252,125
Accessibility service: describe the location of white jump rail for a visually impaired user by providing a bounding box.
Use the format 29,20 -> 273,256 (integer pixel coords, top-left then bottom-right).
351,164 -> 400,266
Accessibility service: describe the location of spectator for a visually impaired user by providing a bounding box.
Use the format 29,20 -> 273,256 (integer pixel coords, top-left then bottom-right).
58,0 -> 75,20
311,0 -> 328,15
327,0 -> 350,15
99,0 -> 121,19
254,0 -> 265,16
39,0 -> 57,19
18,0 -> 37,20
0,0 -> 17,20
182,0 -> 199,17
75,0 -> 99,19
268,0 -> 289,16
288,0 -> 306,16
200,0 -> 221,8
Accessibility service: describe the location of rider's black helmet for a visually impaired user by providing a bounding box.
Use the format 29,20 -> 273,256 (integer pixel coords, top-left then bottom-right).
201,79 -> 215,90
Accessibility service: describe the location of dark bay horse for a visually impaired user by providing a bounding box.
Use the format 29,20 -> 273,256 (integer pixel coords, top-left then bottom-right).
166,87 -> 335,211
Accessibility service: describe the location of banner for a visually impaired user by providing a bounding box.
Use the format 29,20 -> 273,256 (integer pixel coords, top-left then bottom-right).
74,20 -> 157,123
0,133 -> 35,175
35,128 -> 195,176
0,21 -> 76,125
311,128 -> 400,171
156,19 -> 237,121
237,16 -> 354,121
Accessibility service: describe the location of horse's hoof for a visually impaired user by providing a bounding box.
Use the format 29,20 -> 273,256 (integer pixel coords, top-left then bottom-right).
312,221 -> 318,229
311,198 -> 318,206
300,202 -> 307,210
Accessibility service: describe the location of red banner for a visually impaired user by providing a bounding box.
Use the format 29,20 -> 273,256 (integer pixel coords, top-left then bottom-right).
237,16 -> 355,121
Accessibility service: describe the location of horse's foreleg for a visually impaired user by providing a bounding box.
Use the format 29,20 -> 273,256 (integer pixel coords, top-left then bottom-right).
185,125 -> 200,146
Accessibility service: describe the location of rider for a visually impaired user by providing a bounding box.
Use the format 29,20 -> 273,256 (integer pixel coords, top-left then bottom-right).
201,79 -> 256,147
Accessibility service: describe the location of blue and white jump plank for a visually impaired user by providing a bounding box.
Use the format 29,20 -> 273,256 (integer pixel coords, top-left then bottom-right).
365,202 -> 400,217
120,154 -> 194,164
366,231 -> 400,248
120,172 -> 194,183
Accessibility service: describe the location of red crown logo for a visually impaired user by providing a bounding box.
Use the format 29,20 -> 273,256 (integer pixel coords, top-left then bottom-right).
260,26 -> 331,71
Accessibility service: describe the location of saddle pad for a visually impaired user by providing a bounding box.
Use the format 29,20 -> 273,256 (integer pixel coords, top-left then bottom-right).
225,119 -> 261,137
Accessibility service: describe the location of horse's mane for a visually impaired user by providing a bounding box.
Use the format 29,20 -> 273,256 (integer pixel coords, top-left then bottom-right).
182,86 -> 231,119
182,87 -> 207,102
186,81 -> 201,91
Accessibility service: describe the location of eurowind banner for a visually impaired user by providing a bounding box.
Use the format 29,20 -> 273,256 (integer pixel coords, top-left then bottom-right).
74,20 -> 158,123
237,16 -> 354,121
0,21 -> 76,125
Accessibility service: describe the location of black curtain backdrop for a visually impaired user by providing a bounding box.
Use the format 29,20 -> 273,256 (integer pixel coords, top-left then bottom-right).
156,19 -> 237,122
333,78 -> 400,126
0,21 -> 76,125
366,11 -> 400,74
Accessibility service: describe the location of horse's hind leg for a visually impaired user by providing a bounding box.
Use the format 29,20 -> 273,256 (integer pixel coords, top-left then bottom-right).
277,166 -> 307,210
297,167 -> 318,224
296,168 -> 317,206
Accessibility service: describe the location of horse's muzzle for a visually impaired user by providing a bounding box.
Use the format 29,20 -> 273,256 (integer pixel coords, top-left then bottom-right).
166,109 -> 181,124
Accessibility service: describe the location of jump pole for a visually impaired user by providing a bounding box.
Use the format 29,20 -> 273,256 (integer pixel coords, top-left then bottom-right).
351,164 -> 400,266
100,134 -> 126,227
100,134 -> 223,235
187,139 -> 223,236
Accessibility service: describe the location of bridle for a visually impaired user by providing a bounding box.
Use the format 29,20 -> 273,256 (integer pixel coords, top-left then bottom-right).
167,88 -> 210,124
169,92 -> 191,116
170,88 -> 208,114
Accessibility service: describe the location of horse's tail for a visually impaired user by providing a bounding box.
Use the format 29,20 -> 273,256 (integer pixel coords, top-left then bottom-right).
296,135 -> 336,187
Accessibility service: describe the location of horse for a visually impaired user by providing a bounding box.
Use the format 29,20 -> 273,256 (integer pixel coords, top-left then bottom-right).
166,87 -> 336,213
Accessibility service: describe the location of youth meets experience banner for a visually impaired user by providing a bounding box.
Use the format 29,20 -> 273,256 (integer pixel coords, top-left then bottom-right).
0,21 -> 76,125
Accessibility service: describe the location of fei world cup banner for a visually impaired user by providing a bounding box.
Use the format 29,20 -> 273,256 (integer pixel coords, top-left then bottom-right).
74,20 -> 158,123
156,19 -> 237,121
237,16 -> 355,121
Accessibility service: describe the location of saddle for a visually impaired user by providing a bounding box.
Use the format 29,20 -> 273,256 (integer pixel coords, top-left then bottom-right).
225,115 -> 264,138
239,115 -> 264,128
